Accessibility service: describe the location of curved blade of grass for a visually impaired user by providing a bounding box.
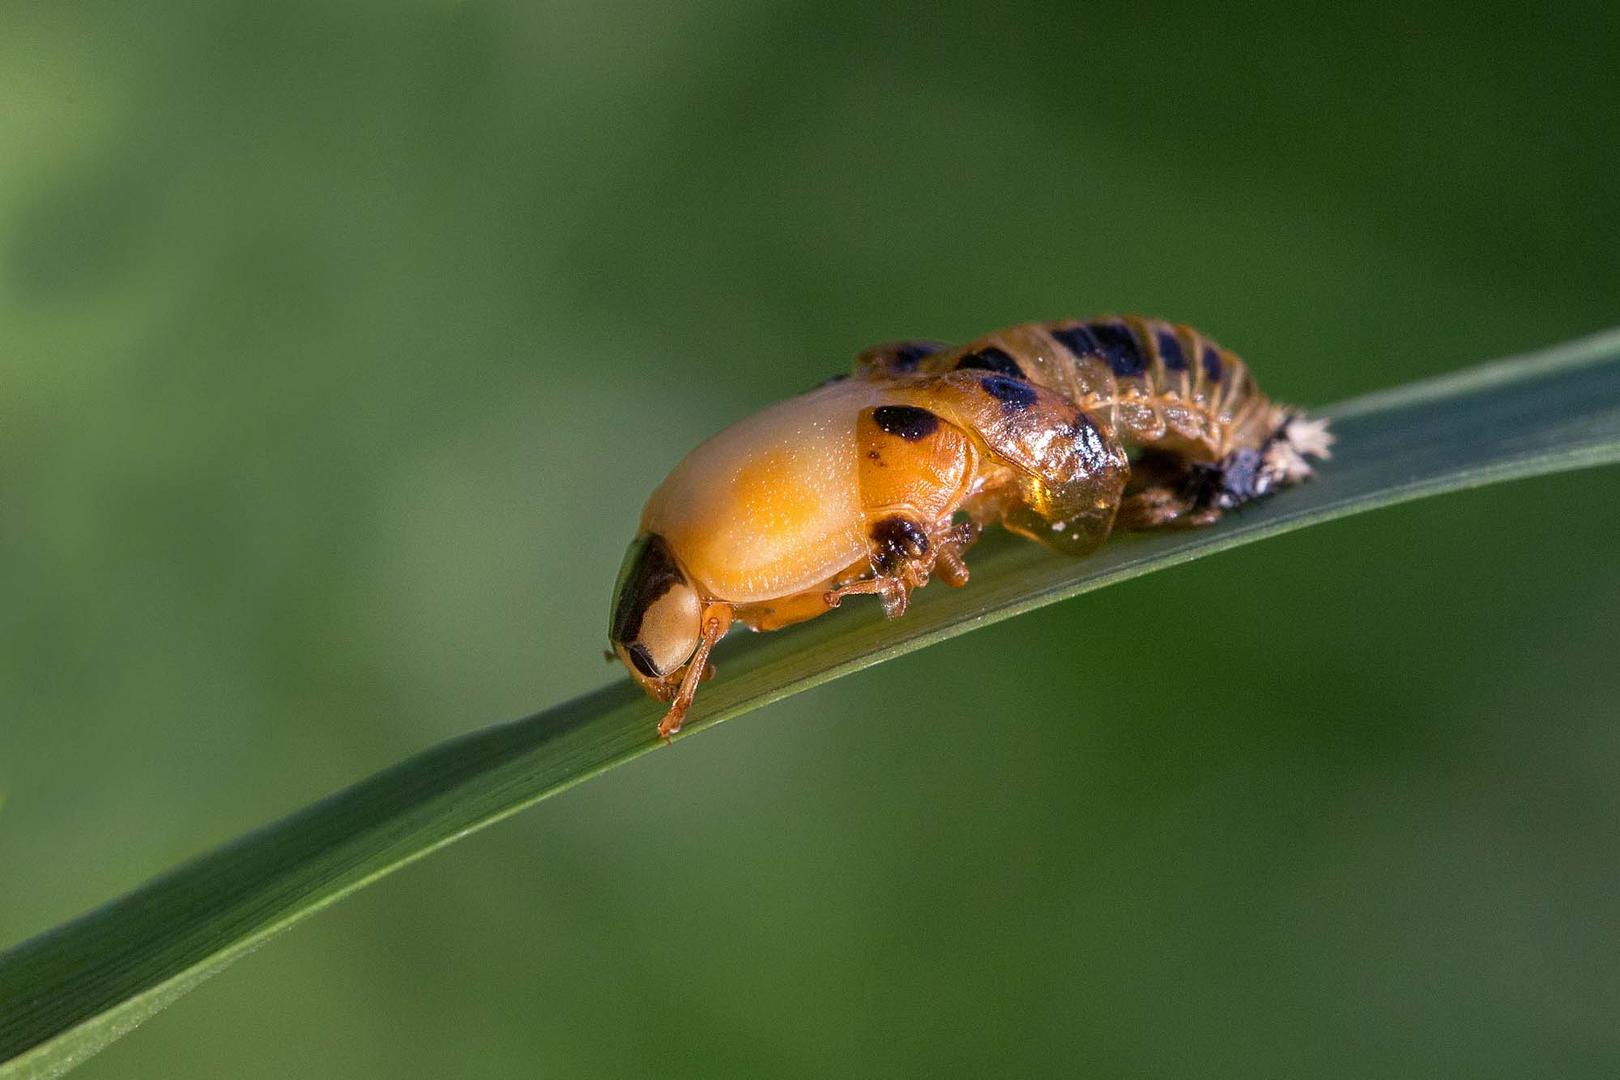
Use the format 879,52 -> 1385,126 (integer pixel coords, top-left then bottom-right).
5,327 -> 1620,1078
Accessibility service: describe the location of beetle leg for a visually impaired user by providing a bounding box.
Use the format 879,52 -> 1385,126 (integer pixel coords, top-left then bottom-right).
933,548 -> 968,588
827,517 -> 979,614
657,605 -> 731,739
878,579 -> 910,618
824,575 -> 911,618
929,520 -> 979,587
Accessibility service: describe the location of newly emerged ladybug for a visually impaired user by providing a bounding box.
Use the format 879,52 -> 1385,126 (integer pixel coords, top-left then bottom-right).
609,316 -> 1333,737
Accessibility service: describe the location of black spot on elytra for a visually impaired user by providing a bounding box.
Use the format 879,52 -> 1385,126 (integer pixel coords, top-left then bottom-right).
873,404 -> 939,440
890,341 -> 946,371
980,374 -> 1036,411
1066,411 -> 1109,459
1155,329 -> 1187,371
609,533 -> 685,648
954,346 -> 1025,379
1201,343 -> 1223,383
1090,321 -> 1147,377
870,516 -> 930,574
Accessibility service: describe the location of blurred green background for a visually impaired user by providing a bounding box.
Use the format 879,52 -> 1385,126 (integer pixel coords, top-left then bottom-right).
3,1 -> 1618,1076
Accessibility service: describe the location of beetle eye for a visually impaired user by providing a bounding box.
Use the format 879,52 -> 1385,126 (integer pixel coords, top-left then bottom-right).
626,642 -> 662,679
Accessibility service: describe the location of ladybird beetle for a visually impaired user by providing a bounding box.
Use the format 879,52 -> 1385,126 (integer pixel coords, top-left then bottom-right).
609,316 -> 1333,737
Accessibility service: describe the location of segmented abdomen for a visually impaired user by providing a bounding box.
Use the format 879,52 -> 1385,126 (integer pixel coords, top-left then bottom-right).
880,316 -> 1285,463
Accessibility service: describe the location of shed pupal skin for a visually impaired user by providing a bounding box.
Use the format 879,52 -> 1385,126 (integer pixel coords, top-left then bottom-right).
608,316 -> 1333,737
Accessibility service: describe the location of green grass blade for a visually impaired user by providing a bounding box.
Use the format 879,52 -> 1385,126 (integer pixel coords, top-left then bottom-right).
4,328 -> 1620,1078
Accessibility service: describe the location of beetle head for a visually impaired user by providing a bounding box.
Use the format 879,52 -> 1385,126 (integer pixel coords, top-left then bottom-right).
608,533 -> 702,690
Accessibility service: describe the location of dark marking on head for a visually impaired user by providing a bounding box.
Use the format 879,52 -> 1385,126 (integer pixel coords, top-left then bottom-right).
870,516 -> 930,575
609,533 -> 685,646
980,374 -> 1037,412
890,341 -> 946,372
1050,324 -> 1101,360
1155,329 -> 1187,371
1089,321 -> 1147,377
873,404 -> 939,440
817,372 -> 851,387
954,346 -> 1025,380
1201,343 -> 1223,383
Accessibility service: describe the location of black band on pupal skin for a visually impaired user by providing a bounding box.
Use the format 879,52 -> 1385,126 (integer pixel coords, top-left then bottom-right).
1066,410 -> 1112,466
609,533 -> 686,646
870,516 -> 930,574
1088,321 -> 1147,377
1050,324 -> 1101,359
1053,321 -> 1148,378
873,404 -> 940,440
954,346 -> 1025,380
890,341 -> 947,372
1155,328 -> 1188,371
